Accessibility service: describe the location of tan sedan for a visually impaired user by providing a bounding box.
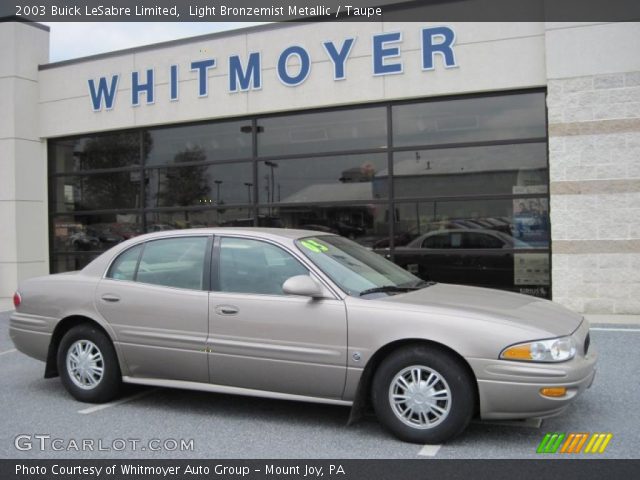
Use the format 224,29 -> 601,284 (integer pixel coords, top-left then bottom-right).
10,228 -> 597,443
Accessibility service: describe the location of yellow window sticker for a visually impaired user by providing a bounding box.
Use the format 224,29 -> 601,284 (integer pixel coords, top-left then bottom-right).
301,239 -> 329,253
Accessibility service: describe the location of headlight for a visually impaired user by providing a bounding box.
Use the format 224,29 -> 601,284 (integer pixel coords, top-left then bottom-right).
500,336 -> 577,362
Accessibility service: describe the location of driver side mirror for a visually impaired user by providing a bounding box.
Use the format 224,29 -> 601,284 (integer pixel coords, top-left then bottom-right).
282,275 -> 324,298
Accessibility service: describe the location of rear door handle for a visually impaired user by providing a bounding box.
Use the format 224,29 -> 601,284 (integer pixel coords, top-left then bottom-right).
215,305 -> 239,315
101,294 -> 120,303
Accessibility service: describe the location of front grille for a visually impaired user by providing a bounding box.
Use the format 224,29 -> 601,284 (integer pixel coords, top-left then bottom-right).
584,333 -> 590,355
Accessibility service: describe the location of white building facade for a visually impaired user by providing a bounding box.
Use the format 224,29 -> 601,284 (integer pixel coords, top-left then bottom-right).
1,20 -> 639,315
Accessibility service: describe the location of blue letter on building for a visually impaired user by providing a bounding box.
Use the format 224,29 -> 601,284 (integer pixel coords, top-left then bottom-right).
131,69 -> 154,106
323,38 -> 355,80
88,75 -> 119,111
372,32 -> 402,75
277,46 -> 311,86
422,27 -> 457,70
191,59 -> 216,97
229,53 -> 261,92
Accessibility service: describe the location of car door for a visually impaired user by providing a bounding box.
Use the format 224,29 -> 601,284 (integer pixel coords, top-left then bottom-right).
96,235 -> 212,383
207,236 -> 348,399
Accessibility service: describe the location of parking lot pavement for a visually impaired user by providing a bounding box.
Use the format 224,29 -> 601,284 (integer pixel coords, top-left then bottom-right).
1,310 -> 638,459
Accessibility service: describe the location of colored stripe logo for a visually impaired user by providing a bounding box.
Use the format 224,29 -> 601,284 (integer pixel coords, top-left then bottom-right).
536,433 -> 613,454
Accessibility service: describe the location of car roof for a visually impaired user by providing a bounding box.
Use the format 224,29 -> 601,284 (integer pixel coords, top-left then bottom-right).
80,227 -> 337,277
126,227 -> 335,242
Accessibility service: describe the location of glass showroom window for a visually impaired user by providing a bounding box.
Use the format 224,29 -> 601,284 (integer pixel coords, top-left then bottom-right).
48,131 -> 141,174
391,198 -> 550,298
392,92 -> 546,147
257,154 -> 388,205
145,162 -> 253,209
48,90 -> 549,299
145,121 -> 252,166
257,106 -> 388,157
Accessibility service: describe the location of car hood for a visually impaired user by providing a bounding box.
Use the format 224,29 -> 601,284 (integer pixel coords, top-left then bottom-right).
378,283 -> 583,337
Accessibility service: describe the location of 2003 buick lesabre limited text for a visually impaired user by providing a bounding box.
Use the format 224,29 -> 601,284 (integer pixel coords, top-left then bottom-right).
10,228 -> 597,443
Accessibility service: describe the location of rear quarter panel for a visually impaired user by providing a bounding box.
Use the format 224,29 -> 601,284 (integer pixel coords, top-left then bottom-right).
10,273 -> 117,364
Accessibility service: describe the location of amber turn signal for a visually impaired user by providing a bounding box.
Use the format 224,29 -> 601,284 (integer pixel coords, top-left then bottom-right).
501,345 -> 532,360
540,387 -> 567,397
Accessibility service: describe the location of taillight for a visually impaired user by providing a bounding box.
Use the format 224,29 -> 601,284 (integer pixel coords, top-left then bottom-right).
13,292 -> 21,309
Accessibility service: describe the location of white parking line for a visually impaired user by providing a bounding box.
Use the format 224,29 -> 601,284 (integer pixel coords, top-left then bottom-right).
0,349 -> 17,356
590,327 -> 640,332
418,444 -> 442,457
78,389 -> 157,414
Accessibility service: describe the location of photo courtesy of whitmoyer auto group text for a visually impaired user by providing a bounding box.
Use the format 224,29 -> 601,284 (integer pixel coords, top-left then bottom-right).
1,0 -> 639,479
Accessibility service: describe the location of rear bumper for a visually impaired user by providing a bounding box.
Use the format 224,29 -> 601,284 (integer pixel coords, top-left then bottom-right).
9,312 -> 52,362
9,327 -> 50,362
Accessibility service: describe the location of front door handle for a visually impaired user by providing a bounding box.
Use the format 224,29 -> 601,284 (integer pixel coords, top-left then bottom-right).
101,294 -> 120,303
215,305 -> 239,315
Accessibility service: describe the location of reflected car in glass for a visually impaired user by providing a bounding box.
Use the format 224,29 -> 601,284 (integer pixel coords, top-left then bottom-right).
10,228 -> 596,444
393,229 -> 541,292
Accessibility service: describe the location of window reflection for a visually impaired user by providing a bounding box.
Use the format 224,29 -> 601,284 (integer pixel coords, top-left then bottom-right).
260,205 -> 390,248
145,121 -> 252,166
50,173 -> 141,212
393,93 -> 546,147
51,214 -> 142,254
48,132 -> 142,174
257,154 -> 388,204
145,208 -> 253,230
391,143 -> 548,198
146,162 -> 253,208
257,107 -> 387,156
392,199 -> 549,248
52,254 -> 102,273
391,199 -> 550,297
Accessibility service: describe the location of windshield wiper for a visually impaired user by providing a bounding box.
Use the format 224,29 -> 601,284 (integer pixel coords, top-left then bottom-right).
359,280 -> 437,297
411,280 -> 437,288
359,285 -> 417,296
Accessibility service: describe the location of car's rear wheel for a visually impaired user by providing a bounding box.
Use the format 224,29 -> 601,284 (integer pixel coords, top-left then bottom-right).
57,324 -> 122,403
372,345 -> 475,444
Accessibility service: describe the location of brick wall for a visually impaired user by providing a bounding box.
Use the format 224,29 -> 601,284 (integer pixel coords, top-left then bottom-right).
547,71 -> 640,314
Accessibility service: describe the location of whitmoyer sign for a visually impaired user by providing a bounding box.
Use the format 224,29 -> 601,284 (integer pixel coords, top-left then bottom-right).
87,26 -> 457,111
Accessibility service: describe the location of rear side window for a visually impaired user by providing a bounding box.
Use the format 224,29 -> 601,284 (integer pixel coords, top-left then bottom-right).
108,244 -> 143,281
136,237 -> 209,290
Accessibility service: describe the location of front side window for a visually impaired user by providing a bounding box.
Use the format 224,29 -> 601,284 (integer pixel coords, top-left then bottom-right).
135,237 -> 208,290
219,238 -> 308,295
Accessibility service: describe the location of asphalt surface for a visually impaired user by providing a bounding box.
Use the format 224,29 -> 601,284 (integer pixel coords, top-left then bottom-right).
1,311 -> 638,459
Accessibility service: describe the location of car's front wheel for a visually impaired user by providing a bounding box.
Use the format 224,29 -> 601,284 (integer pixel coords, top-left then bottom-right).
372,345 -> 475,444
57,324 -> 122,403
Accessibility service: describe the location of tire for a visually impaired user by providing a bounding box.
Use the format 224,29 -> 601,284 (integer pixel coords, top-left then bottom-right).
371,345 -> 475,444
57,324 -> 122,403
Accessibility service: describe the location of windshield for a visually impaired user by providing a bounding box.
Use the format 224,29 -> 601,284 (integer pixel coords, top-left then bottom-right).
295,235 -> 422,296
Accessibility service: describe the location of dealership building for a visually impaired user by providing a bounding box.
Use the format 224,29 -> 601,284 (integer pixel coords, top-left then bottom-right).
1,19 -> 639,315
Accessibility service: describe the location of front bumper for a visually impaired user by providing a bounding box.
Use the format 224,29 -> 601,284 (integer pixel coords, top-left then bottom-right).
469,322 -> 597,420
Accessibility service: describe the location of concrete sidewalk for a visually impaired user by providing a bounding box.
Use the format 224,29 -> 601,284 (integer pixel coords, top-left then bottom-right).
584,315 -> 640,325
